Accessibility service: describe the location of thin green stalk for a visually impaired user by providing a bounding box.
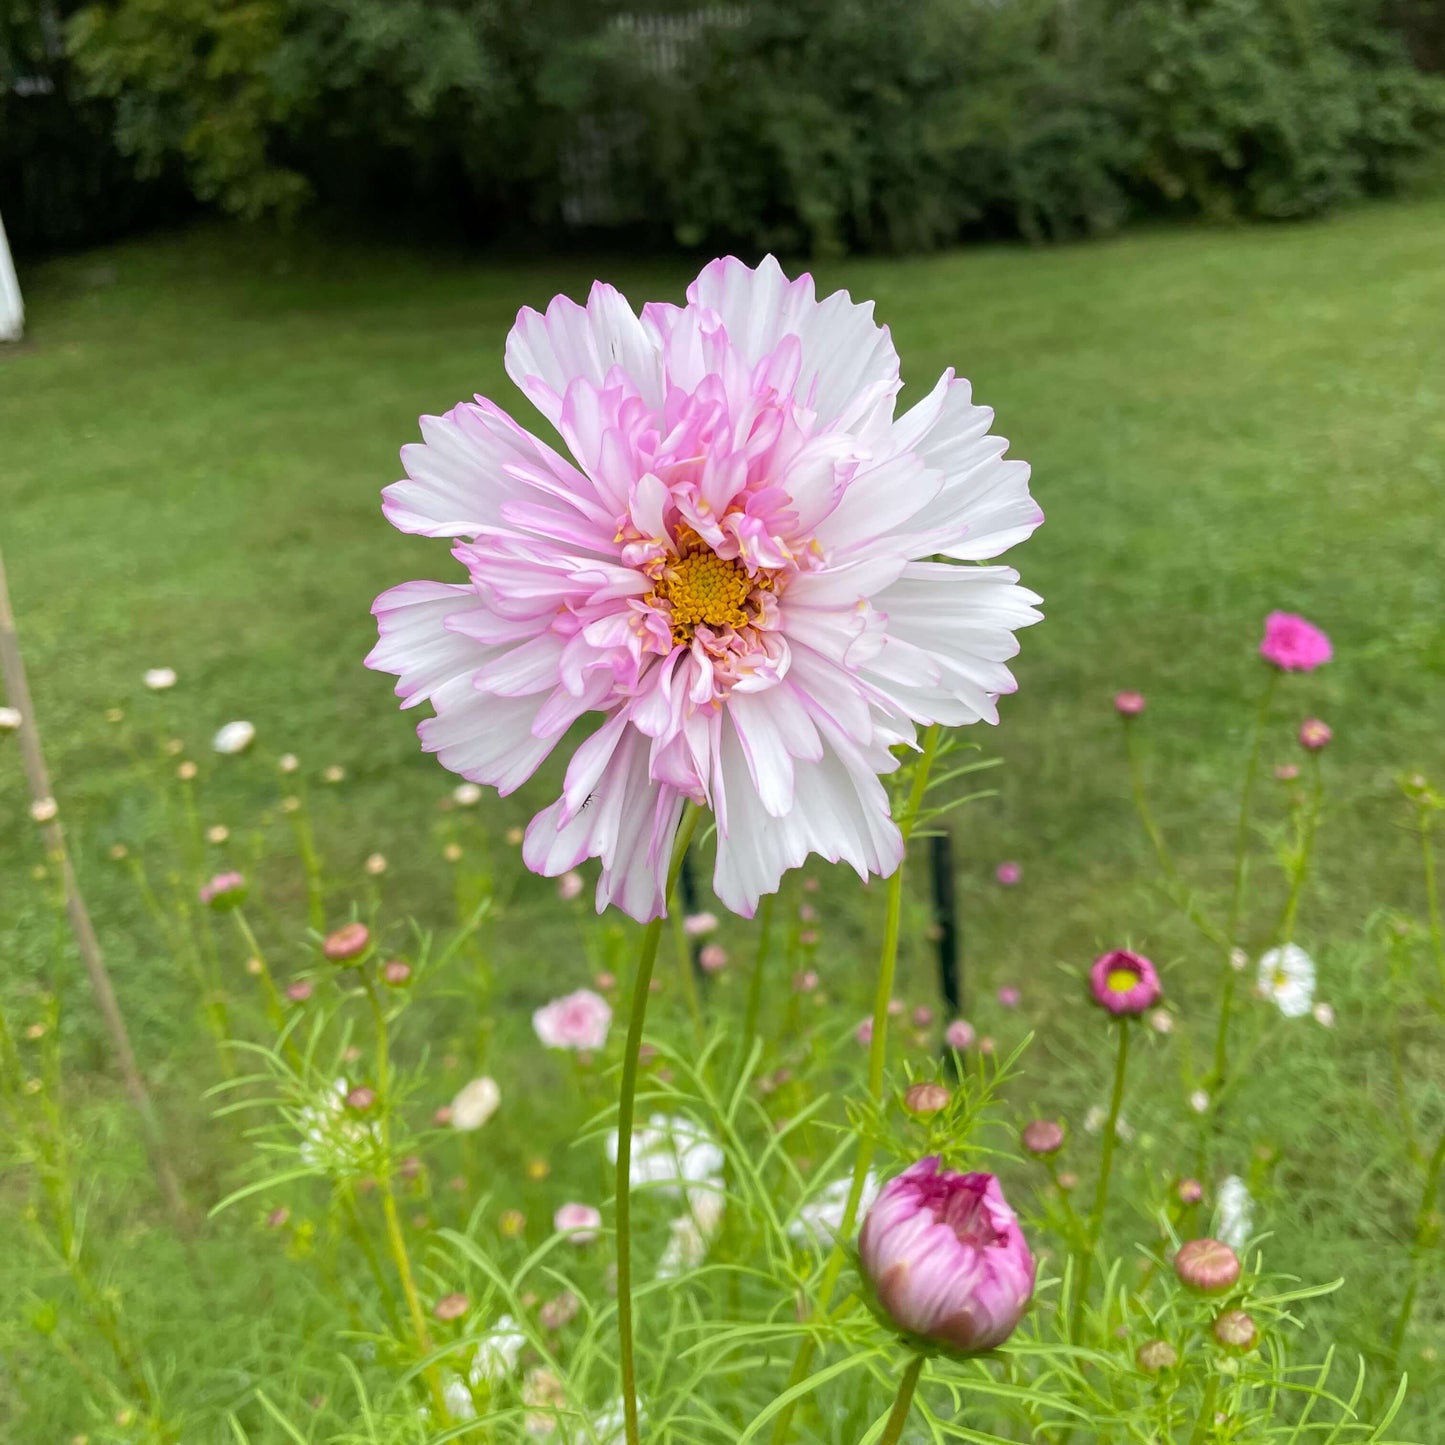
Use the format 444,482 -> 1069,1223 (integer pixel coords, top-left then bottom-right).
1187,1372 -> 1221,1445
361,976 -> 447,1421
617,805 -> 701,1445
1389,1128 -> 1445,1359
285,793 -> 327,931
878,1354 -> 926,1445
770,725 -> 941,1445
1124,721 -> 1178,884
1071,1020 -> 1131,1341
1421,813 -> 1445,993
1273,751 -> 1323,948
232,907 -> 286,1030
740,890 -> 777,1071
1213,670 -> 1278,1088
669,893 -> 705,1042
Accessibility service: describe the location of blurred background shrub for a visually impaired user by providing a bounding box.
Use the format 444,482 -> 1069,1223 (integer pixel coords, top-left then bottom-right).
5,0 -> 1444,255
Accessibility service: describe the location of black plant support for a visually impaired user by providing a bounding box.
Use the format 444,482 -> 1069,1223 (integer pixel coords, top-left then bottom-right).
930,828 -> 962,1021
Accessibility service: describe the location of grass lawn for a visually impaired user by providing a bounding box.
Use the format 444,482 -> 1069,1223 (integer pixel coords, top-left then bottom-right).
2,199 -> 1444,1438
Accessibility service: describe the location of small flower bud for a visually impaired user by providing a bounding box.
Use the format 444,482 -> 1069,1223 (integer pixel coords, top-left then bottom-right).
143,668 -> 177,691
1174,1238 -> 1241,1294
1114,690 -> 1146,717
323,922 -> 370,963
557,870 -> 584,901
452,782 -> 482,806
1056,1171 -> 1078,1192
433,1292 -> 469,1322
904,1081 -> 952,1117
1021,1119 -> 1065,1157
212,720 -> 256,755
285,979 -> 313,1003
278,753 -> 299,773
108,843 -> 128,861
0,705 -> 22,731
995,861 -> 1022,886
1212,1309 -> 1258,1351
859,1158 -> 1035,1354
1298,718 -> 1332,752
245,957 -> 263,976
944,1018 -> 976,1051
912,1005 -> 934,1028
206,824 -> 230,844
344,1085 -> 376,1112
198,871 -> 247,911
498,1209 -> 527,1238
699,943 -> 728,973
177,760 -> 198,781
1136,1339 -> 1178,1373
266,1207 -> 290,1229
1275,763 -> 1299,781
505,825 -> 524,846
30,797 -> 58,824
364,852 -> 388,876
381,959 -> 412,987
1177,1178 -> 1204,1205
683,911 -> 719,937
997,985 -> 1021,1008
442,842 -> 462,863
322,765 -> 345,783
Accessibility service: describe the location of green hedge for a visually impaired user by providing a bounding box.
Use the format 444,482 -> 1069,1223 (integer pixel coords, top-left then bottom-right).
26,0 -> 1445,255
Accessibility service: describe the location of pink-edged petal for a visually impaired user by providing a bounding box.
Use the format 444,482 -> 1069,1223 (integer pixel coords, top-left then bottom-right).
366,580 -> 494,708
417,677 -> 557,794
384,399 -> 594,539
686,255 -> 901,440
505,282 -> 663,428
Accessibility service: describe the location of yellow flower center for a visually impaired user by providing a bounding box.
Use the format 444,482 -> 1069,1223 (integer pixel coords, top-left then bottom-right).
1106,968 -> 1139,993
655,542 -> 756,645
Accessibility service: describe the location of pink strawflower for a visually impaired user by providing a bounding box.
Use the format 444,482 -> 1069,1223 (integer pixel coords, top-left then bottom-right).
1114,690 -> 1146,716
367,258 -> 1042,922
1088,949 -> 1161,1017
997,985 -> 1021,1008
944,1019 -> 976,1051
698,942 -> 728,973
683,911 -> 719,938
859,1157 -> 1035,1353
1259,612 -> 1332,672
198,871 -> 247,911
533,989 -> 612,1050
554,1202 -> 603,1245
995,861 -> 1022,886
1299,718 -> 1332,751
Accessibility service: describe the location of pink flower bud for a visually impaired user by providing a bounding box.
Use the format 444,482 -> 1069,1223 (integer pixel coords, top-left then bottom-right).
912,1005 -> 934,1028
793,969 -> 819,993
859,1158 -> 1035,1354
1177,1178 -> 1204,1205
1088,949 -> 1161,1017
683,911 -> 719,938
557,870 -> 584,901
698,943 -> 728,973
1275,763 -> 1300,781
1174,1238 -> 1241,1294
323,922 -> 370,963
997,985 -> 1021,1009
285,979 -> 313,1004
994,861 -> 1022,886
554,1202 -> 602,1245
1212,1309 -> 1257,1351
1114,691 -> 1146,717
1136,1339 -> 1178,1373
198,871 -> 247,911
904,1082 -> 951,1117
1260,612 -> 1331,672
944,1019 -> 976,1052
345,1085 -> 376,1112
382,959 -> 412,987
1021,1119 -> 1064,1157
1298,718 -> 1332,751
433,1292 -> 469,1322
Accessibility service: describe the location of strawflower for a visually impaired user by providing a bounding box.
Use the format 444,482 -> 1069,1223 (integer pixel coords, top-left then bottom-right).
859,1157 -> 1035,1353
198,871 -> 247,911
554,1202 -> 603,1245
533,988 -> 611,1050
1299,717 -> 1332,751
1256,944 -> 1316,1018
367,257 -> 1042,921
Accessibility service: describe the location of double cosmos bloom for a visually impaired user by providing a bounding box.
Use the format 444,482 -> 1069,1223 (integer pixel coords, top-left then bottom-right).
368,257 -> 1042,920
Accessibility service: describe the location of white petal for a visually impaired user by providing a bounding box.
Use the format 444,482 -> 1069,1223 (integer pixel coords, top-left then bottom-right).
367,581 -> 496,708
417,677 -> 557,794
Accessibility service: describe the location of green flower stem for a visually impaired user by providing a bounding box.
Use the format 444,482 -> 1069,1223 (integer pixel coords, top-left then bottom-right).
1071,1018 -> 1131,1341
1420,809 -> 1445,993
1187,1372 -> 1221,1445
878,1354 -> 926,1445
361,975 -> 447,1421
1273,750 -> 1323,948
669,891 -> 705,1043
1213,670 -> 1278,1090
769,725 -> 941,1445
1389,1127 -> 1445,1359
617,804 -> 702,1445
740,889 -> 777,1074
233,907 -> 286,1030
285,792 -> 327,932
1124,718 -> 1178,885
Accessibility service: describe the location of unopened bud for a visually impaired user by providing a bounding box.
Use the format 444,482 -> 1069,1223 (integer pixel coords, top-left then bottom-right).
904,1081 -> 951,1117
1175,1238 -> 1241,1294
1021,1119 -> 1065,1157
1212,1309 -> 1258,1351
1136,1339 -> 1178,1373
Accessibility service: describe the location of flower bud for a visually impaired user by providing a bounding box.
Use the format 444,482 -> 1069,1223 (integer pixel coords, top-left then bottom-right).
1136,1339 -> 1178,1373
1174,1238 -> 1241,1294
1021,1119 -> 1064,1157
1088,949 -> 1161,1017
345,1085 -> 375,1112
859,1157 -> 1035,1354
995,861 -> 1021,886
285,979 -> 313,1003
1212,1309 -> 1257,1352
381,959 -> 412,987
433,1292 -> 469,1322
323,922 -> 370,963
699,943 -> 728,973
198,871 -> 247,911
944,1018 -> 976,1051
1114,690 -> 1146,717
0,705 -> 22,732
904,1082 -> 951,1117
1298,718 -> 1332,752
1177,1178 -> 1204,1205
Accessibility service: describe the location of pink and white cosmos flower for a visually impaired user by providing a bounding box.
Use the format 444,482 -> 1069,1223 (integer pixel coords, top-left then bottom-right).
367,257 -> 1043,920
533,988 -> 612,1051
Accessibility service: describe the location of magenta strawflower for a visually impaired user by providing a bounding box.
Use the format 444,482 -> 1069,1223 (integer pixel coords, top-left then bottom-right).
1114,690 -> 1146,716
859,1157 -> 1035,1354
367,258 -> 1042,922
1299,718 -> 1332,751
1260,612 -> 1332,672
1088,949 -> 1161,1017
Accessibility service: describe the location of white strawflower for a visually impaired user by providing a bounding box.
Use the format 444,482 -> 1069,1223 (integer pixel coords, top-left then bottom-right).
1216,1174 -> 1254,1251
212,720 -> 256,755
143,668 -> 177,690
1257,944 -> 1316,1018
450,1076 -> 501,1131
